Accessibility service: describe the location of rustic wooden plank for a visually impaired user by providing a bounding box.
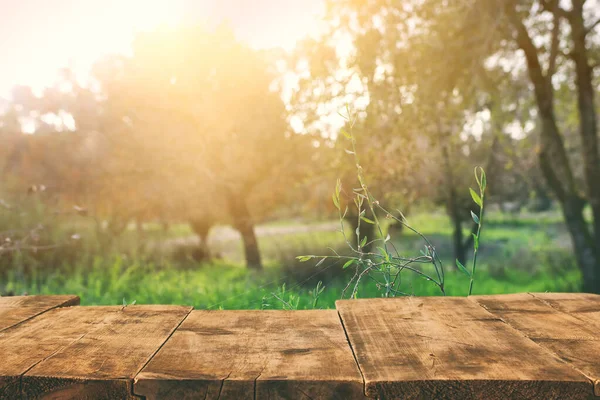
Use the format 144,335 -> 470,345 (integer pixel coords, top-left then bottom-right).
0,306 -> 112,399
134,310 -> 365,399
337,297 -> 592,399
473,293 -> 600,340
0,305 -> 191,399
473,293 -> 600,396
530,292 -> 600,324
0,295 -> 79,331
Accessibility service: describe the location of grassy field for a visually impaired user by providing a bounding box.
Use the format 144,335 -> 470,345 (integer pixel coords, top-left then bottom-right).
1,209 -> 583,308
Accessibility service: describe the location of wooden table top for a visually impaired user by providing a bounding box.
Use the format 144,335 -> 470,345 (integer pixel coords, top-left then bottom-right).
0,293 -> 598,399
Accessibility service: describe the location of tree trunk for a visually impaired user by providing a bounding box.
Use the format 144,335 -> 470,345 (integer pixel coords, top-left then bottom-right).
227,194 -> 262,270
569,1 -> 600,264
450,210 -> 467,267
561,195 -> 600,292
440,131 -> 470,268
190,218 -> 214,258
507,4 -> 600,293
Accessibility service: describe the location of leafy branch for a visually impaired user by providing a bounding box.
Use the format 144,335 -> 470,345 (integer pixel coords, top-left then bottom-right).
298,106 -> 487,298
456,167 -> 487,295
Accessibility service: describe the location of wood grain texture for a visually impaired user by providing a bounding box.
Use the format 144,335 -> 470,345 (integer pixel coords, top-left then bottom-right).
473,293 -> 600,397
134,310 -> 365,400
531,292 -> 600,325
473,293 -> 600,340
337,296 -> 592,399
0,305 -> 191,399
0,306 -> 112,399
0,295 -> 79,331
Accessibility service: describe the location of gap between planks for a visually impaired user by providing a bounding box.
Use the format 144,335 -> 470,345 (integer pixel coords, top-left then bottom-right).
130,307 -> 194,399
469,293 -> 600,397
0,295 -> 80,332
133,310 -> 365,399
0,305 -> 192,399
338,296 -> 594,399
336,309 -> 368,398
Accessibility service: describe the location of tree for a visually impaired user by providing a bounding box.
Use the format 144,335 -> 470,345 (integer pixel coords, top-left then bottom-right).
501,0 -> 600,292
91,25 -> 304,269
323,0 -> 600,291
290,0 -> 501,265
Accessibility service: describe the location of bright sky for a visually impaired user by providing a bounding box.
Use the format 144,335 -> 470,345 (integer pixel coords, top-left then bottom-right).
0,0 -> 325,98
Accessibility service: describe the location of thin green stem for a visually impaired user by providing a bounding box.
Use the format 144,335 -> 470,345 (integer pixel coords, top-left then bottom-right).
468,195 -> 484,296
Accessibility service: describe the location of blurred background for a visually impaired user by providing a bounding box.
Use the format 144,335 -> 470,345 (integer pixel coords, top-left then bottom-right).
1,0 -> 600,307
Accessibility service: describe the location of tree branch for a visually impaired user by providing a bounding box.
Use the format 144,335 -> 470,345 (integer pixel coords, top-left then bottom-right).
546,2 -> 561,78
540,0 -> 572,20
586,17 -> 600,35
505,4 -> 548,90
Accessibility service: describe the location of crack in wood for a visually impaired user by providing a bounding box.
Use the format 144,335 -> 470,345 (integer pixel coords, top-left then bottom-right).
336,310 -> 367,398
0,295 -> 79,332
216,371 -> 231,400
470,295 -> 599,398
131,307 -> 193,399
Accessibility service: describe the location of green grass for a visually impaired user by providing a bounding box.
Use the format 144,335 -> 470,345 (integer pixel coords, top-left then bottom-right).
2,254 -> 581,308
0,209 -> 584,308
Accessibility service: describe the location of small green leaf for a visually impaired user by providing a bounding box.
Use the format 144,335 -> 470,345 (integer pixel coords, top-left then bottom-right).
361,216 -> 375,224
472,233 -> 479,250
332,193 -> 340,209
470,188 -> 482,207
471,211 -> 480,224
335,178 -> 342,198
377,247 -> 390,261
456,259 -> 471,277
480,168 -> 487,191
360,236 -> 367,247
340,128 -> 352,139
357,174 -> 364,186
343,259 -> 355,269
296,255 -> 314,262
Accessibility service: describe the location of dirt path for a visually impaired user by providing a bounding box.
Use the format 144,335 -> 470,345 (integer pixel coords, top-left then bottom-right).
162,221 -> 339,249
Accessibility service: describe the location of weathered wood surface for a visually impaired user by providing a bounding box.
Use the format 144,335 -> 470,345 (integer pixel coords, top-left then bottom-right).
0,304 -> 191,399
531,292 -> 600,325
134,310 -> 365,400
1,293 -> 599,399
473,293 -> 600,397
0,295 -> 79,331
337,296 -> 593,399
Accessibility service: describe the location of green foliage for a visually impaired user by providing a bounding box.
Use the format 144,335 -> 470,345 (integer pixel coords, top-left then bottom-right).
311,281 -> 326,309
301,108 -> 449,298
301,107 -> 491,297
1,244 -> 581,308
466,167 -> 487,295
0,203 -> 584,306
